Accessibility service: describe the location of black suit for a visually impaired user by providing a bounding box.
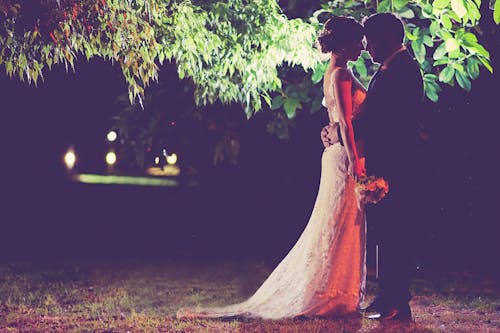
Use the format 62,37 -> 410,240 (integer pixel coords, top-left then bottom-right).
354,49 -> 423,307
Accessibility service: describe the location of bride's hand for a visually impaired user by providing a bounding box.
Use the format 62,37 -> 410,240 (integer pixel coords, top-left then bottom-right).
349,159 -> 366,181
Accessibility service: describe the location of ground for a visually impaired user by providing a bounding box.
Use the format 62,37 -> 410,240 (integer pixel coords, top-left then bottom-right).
0,258 -> 498,332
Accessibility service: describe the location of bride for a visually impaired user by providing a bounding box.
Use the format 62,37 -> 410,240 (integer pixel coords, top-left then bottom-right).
177,16 -> 367,320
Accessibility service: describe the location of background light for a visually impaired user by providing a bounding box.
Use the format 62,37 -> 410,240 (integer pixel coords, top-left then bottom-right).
154,156 -> 160,165
166,153 -> 178,165
107,130 -> 117,142
106,151 -> 117,166
64,148 -> 76,170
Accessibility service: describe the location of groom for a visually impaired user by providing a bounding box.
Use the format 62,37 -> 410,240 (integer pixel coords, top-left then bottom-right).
322,13 -> 423,322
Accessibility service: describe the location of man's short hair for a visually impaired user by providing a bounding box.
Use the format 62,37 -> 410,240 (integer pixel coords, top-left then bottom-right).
363,13 -> 405,44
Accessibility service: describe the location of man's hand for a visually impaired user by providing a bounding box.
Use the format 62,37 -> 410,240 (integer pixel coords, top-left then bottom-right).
321,123 -> 340,148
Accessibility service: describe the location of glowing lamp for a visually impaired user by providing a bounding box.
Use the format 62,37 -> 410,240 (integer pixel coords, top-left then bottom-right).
106,151 -> 117,166
107,130 -> 117,142
64,148 -> 76,170
166,153 -> 178,165
154,156 -> 160,165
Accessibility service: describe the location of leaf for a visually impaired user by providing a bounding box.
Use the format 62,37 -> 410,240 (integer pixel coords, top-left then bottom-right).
445,38 -> 460,53
354,58 -> 367,77
423,35 -> 434,47
312,61 -> 328,84
433,43 -> 447,60
310,96 -> 323,114
465,0 -> 481,24
271,95 -> 285,110
455,70 -> 471,91
468,43 -> 491,58
466,58 -> 480,79
425,82 -> 439,102
478,56 -> 493,73
429,21 -> 440,36
411,40 -> 426,64
398,7 -> 415,18
394,0 -> 410,10
460,32 -> 478,47
424,73 -> 439,81
495,0 -> 500,24
451,0 -> 467,18
285,85 -> 300,99
433,0 -> 450,10
439,65 -> 455,82
441,14 -> 452,29
377,0 -> 392,12
422,4 -> 434,17
284,98 -> 300,119
433,58 -> 449,66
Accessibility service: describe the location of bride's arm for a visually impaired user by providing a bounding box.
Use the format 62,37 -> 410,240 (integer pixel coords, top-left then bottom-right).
332,69 -> 364,178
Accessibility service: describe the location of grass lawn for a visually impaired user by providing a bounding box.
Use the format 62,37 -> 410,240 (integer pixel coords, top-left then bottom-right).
0,258 -> 498,332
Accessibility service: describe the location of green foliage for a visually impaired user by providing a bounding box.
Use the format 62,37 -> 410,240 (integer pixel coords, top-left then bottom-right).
495,0 -> 500,24
0,0 -> 317,116
402,0 -> 492,100
269,0 -> 494,123
0,0 -> 496,115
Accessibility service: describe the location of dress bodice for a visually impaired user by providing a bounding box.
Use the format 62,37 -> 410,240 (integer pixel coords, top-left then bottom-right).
322,72 -> 366,124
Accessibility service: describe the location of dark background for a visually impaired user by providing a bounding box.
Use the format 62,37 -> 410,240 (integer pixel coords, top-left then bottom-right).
0,27 -> 498,276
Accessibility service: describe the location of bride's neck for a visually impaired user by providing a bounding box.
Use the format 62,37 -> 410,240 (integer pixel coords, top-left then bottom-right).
329,54 -> 348,70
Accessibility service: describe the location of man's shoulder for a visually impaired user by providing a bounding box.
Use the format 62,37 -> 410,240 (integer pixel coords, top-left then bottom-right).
388,50 -> 418,71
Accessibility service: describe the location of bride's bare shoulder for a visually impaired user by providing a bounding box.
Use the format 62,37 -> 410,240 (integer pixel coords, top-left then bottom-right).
331,67 -> 352,82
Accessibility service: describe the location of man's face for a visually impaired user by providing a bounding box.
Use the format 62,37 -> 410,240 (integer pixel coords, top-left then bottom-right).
363,37 -> 379,63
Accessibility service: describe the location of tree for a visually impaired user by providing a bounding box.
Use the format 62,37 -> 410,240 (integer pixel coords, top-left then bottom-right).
1,0 -> 497,169
0,0 -> 317,115
2,0 -> 496,115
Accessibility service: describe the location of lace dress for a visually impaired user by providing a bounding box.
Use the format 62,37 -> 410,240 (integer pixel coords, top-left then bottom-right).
177,84 -> 367,320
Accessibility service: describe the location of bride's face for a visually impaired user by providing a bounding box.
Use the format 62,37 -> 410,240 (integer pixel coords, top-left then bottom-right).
344,40 -> 364,62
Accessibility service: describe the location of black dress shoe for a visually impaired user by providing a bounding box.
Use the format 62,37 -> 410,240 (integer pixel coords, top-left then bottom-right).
361,297 -> 389,313
370,304 -> 412,323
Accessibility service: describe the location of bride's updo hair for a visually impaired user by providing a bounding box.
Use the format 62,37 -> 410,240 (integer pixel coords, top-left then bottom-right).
317,16 -> 364,54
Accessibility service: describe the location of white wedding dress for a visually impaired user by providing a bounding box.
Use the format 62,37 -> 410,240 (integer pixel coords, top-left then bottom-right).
177,84 -> 367,320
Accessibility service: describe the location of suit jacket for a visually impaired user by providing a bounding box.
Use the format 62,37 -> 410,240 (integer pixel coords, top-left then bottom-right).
354,50 -> 423,184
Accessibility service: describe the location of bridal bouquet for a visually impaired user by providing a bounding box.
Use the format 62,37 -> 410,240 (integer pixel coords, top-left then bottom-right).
355,175 -> 389,205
